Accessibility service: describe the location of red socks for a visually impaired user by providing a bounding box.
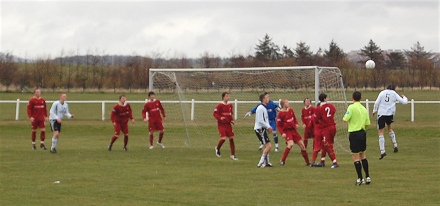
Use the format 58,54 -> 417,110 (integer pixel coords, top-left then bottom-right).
31,131 -> 36,142
149,134 -> 154,146
304,139 -> 308,149
325,146 -> 338,165
158,132 -> 164,143
281,147 -> 291,162
229,139 -> 235,156
216,139 -> 225,150
123,135 -> 128,148
312,150 -> 318,163
110,135 -> 118,145
301,150 -> 310,164
320,150 -> 327,164
40,131 -> 45,141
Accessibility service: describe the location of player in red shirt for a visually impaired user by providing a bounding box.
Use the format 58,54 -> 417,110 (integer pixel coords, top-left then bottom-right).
142,91 -> 166,149
310,102 -> 327,167
108,95 -> 134,151
213,92 -> 237,160
301,98 -> 315,149
277,99 -> 310,166
27,88 -> 48,150
314,93 -> 339,168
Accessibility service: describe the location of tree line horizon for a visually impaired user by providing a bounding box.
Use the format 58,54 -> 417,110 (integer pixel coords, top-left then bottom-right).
0,34 -> 438,92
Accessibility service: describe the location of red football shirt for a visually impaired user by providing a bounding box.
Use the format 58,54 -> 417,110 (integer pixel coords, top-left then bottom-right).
142,99 -> 165,122
111,103 -> 133,123
213,102 -> 233,125
27,97 -> 47,121
314,103 -> 336,127
276,108 -> 299,134
301,106 -> 315,128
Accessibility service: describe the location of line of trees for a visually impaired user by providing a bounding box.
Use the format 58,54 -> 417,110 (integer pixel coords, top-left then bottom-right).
0,34 -> 439,92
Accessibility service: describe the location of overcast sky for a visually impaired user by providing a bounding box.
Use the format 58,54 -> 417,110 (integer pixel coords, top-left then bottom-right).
1,0 -> 438,59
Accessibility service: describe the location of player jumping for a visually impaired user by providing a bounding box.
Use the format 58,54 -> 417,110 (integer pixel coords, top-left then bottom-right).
372,84 -> 408,159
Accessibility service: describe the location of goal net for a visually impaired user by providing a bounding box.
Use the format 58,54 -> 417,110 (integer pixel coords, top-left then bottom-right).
148,66 -> 349,153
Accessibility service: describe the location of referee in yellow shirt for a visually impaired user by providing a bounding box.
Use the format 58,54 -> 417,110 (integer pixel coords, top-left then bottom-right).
343,91 -> 371,186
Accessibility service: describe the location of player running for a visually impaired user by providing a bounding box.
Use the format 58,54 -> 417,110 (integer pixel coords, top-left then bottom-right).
27,88 -> 48,150
372,84 -> 408,159
108,95 -> 134,151
301,98 -> 315,149
245,92 -> 281,152
277,99 -> 310,166
213,92 -> 237,160
49,93 -> 74,153
314,93 -> 339,168
254,93 -> 274,168
142,91 -> 166,149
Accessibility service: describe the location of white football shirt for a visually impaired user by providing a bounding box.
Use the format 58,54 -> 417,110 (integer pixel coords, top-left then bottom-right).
49,101 -> 73,120
254,104 -> 271,130
373,89 -> 408,116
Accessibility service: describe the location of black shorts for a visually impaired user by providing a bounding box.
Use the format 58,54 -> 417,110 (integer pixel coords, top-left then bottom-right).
50,120 -> 62,132
349,130 -> 366,154
377,115 -> 394,129
255,129 -> 270,145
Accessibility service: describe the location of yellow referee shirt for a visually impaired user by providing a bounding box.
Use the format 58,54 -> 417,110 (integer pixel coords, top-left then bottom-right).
343,102 -> 370,132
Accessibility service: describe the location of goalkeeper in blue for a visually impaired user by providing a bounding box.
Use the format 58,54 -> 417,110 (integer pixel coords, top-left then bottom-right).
245,92 -> 281,152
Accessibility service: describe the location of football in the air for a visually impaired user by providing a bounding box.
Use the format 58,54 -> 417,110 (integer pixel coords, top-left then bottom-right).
365,60 -> 375,69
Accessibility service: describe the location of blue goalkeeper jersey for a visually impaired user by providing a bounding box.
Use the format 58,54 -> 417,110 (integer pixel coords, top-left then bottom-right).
250,100 -> 280,120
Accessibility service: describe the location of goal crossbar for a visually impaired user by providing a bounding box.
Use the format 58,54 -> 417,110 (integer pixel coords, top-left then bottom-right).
149,66 -> 341,103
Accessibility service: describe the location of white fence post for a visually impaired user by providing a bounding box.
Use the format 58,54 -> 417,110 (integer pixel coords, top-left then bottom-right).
15,99 -> 20,121
365,99 -> 369,114
411,99 -> 414,122
234,99 -> 238,120
191,99 -> 195,121
102,101 -> 105,121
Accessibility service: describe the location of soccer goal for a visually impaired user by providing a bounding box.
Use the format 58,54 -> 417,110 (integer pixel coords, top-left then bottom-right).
148,66 -> 349,152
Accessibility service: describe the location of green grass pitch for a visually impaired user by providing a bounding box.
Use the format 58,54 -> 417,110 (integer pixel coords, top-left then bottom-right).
0,91 -> 439,205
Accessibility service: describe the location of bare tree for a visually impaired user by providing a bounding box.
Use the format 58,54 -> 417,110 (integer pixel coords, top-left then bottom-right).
0,52 -> 18,91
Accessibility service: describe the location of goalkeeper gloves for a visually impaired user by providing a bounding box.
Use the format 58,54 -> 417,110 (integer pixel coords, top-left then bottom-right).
244,111 -> 252,117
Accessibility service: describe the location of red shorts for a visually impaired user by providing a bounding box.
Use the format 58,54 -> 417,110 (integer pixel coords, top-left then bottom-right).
321,125 -> 336,146
284,129 -> 302,143
31,119 -> 45,129
304,126 -> 314,139
218,124 -> 234,138
313,129 -> 323,151
114,122 -> 128,135
149,121 -> 164,132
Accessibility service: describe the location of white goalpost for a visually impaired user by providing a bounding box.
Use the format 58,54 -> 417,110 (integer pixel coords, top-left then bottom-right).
148,66 -> 349,152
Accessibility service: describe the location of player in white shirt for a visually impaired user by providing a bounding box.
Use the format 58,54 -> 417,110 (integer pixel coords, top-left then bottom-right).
254,93 -> 274,168
49,93 -> 74,153
372,84 -> 408,159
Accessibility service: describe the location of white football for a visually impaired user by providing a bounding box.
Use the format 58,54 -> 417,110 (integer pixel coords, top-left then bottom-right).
365,60 -> 375,69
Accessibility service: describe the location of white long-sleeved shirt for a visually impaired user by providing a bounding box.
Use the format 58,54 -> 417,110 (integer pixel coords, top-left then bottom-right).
254,104 -> 271,130
49,101 -> 72,120
373,89 -> 408,116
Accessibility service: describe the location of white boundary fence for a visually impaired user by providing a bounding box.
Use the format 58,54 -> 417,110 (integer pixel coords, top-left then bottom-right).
2,99 -> 439,122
